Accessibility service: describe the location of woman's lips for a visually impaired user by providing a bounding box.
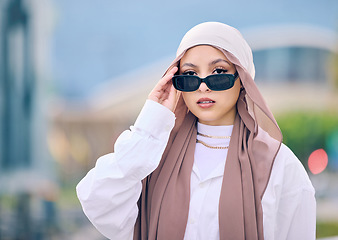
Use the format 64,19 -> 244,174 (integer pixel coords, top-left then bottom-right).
197,98 -> 215,108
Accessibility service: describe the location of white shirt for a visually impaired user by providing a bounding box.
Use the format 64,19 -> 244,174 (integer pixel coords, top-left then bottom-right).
184,123 -> 232,240
76,100 -> 316,240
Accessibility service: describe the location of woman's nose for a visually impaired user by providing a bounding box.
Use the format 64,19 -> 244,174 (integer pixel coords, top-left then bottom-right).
198,82 -> 211,92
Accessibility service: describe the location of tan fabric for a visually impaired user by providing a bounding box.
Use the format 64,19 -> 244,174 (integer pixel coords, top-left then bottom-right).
134,22 -> 282,240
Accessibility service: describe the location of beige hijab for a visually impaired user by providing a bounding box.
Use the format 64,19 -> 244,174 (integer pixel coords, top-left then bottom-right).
134,22 -> 282,240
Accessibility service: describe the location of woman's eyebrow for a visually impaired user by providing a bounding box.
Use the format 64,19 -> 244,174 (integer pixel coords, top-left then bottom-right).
210,59 -> 231,66
181,63 -> 198,68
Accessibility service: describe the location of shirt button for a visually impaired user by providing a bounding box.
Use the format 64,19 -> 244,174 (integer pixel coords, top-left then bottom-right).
200,183 -> 206,188
190,218 -> 196,224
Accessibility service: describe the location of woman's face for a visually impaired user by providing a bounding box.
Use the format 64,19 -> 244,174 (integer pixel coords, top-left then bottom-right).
179,45 -> 241,126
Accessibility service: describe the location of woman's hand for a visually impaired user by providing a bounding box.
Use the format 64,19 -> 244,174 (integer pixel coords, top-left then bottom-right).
148,66 -> 179,112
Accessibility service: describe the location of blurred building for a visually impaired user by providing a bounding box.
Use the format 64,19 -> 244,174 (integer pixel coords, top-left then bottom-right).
246,24 -> 338,112
0,0 -> 57,239
48,58 -> 171,183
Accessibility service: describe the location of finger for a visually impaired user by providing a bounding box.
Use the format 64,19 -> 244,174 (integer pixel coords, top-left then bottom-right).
157,66 -> 178,86
164,85 -> 179,111
167,84 -> 177,101
161,67 -> 178,92
148,66 -> 178,106
168,66 -> 178,75
149,67 -> 177,99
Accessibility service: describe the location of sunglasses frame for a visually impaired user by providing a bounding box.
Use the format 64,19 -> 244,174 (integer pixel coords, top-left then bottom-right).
172,72 -> 239,92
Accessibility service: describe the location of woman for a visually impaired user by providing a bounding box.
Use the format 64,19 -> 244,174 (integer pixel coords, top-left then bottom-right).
77,22 -> 316,240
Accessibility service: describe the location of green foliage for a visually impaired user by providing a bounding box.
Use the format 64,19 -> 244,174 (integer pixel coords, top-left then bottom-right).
331,52 -> 338,90
276,111 -> 338,167
317,221 -> 338,238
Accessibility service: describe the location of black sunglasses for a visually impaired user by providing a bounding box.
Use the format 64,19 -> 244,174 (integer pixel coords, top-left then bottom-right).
172,72 -> 239,92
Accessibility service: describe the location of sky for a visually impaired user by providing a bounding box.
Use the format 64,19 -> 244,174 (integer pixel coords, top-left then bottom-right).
50,0 -> 338,100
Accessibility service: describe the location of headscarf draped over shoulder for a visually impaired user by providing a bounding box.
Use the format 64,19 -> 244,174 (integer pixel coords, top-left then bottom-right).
134,22 -> 282,240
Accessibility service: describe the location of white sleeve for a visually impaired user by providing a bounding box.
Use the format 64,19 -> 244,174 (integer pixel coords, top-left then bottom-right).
262,144 -> 316,240
76,100 -> 175,240
283,188 -> 316,240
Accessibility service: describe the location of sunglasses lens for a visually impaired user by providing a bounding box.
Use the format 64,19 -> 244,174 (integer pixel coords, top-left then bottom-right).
207,75 -> 233,91
173,76 -> 199,92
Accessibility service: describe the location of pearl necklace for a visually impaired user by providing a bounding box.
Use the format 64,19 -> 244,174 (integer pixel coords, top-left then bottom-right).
197,132 -> 231,139
196,132 -> 231,150
196,139 -> 229,149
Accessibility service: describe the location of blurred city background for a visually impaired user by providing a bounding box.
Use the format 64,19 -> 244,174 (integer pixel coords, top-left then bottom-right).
0,0 -> 338,239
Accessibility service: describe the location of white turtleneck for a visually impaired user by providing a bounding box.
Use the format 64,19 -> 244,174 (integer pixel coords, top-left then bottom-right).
194,122 -> 233,181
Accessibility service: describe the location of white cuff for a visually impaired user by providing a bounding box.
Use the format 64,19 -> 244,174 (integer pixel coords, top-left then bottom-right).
134,100 -> 176,140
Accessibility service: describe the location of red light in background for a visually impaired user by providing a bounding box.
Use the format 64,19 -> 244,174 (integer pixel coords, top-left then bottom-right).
308,149 -> 328,174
